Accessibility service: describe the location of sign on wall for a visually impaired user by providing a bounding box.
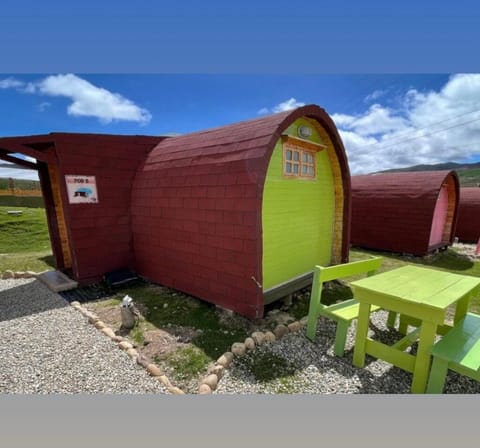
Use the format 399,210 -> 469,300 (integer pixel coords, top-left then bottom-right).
65,175 -> 99,204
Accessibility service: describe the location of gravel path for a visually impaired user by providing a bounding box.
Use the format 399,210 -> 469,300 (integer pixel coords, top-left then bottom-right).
0,278 -> 169,394
215,312 -> 480,394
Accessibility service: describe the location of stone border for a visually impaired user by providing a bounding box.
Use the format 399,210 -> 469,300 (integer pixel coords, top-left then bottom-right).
69,301 -> 184,395
197,316 -> 308,394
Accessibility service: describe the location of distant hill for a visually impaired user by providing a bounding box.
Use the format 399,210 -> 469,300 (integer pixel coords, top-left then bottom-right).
379,162 -> 480,187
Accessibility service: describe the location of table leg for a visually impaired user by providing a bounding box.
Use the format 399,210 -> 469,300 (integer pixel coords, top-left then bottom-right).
353,302 -> 371,368
411,320 -> 437,394
453,296 -> 469,325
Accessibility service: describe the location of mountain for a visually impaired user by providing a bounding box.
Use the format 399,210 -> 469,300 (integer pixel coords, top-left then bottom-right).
378,162 -> 480,187
380,161 -> 480,173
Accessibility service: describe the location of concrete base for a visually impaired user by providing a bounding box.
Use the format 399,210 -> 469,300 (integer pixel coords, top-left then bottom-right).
37,270 -> 78,292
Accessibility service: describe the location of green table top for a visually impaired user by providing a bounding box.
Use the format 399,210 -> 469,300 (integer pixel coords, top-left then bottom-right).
351,265 -> 480,314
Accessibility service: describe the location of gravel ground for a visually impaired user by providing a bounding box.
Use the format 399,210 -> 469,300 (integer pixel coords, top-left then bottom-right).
0,278 -> 169,394
215,312 -> 480,394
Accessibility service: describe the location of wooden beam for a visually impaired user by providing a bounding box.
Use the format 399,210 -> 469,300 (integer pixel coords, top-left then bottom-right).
0,150 -> 38,170
0,141 -> 56,164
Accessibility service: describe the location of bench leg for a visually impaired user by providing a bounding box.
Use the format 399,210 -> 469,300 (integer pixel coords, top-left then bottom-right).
426,357 -> 449,394
306,312 -> 319,341
399,315 -> 409,335
333,320 -> 350,357
386,311 -> 397,329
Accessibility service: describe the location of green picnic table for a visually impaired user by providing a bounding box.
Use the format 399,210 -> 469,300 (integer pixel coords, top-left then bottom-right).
351,265 -> 480,393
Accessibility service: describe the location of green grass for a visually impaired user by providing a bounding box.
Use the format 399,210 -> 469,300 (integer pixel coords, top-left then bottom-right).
157,346 -> 211,380
458,168 -> 480,187
235,351 -> 296,382
0,196 -> 44,208
112,283 -> 251,361
0,205 -> 53,272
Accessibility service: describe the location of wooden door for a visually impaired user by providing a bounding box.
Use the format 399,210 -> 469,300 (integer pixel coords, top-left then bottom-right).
429,185 -> 448,246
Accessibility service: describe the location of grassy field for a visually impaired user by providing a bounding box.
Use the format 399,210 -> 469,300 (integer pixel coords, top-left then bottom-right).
458,168 -> 480,187
0,177 -> 40,190
0,206 -> 53,272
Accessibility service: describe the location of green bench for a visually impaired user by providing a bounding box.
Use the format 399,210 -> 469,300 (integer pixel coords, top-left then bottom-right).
426,312 -> 480,393
306,256 -> 394,357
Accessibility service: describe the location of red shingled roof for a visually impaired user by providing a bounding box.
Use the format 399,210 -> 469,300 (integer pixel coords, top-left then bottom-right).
132,105 -> 351,318
456,187 -> 480,243
351,170 -> 459,256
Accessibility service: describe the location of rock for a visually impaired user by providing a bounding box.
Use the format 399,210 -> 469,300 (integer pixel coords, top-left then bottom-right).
199,384 -> 212,394
25,271 -> 38,278
288,321 -> 302,332
216,352 -> 234,367
100,327 -> 116,338
14,271 -> 25,279
120,306 -> 137,330
94,320 -> 106,330
158,375 -> 172,388
70,301 -> 81,307
168,386 -> 185,395
2,270 -> 14,279
146,364 -> 163,377
273,324 -> 289,339
119,341 -> 133,351
137,354 -> 150,368
299,316 -> 309,327
251,331 -> 265,346
264,331 -> 276,343
79,307 -> 90,316
244,337 -> 255,350
126,348 -> 139,359
202,374 -> 218,391
231,342 -> 246,356
112,335 -> 124,343
88,314 -> 100,324
211,364 -> 225,379
266,311 -> 294,326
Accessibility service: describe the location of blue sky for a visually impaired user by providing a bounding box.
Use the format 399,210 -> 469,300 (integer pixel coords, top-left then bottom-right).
2,74 -> 480,180
2,2 -> 480,180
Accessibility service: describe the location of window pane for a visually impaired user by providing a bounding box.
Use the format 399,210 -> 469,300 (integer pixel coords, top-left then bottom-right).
286,162 -> 292,173
308,166 -> 314,175
308,154 -> 314,163
293,151 -> 299,161
302,165 -> 308,174
293,164 -> 299,174
286,150 -> 292,160
302,153 -> 308,162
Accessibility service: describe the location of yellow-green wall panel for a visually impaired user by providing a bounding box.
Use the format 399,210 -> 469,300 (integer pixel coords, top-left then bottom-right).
262,118 -> 335,291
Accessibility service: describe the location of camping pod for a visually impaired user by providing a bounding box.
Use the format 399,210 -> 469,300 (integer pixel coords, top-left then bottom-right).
351,171 -> 460,256
456,187 -> 480,243
131,105 -> 351,318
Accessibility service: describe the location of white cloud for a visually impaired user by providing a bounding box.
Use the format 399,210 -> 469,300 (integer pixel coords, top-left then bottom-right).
258,98 -> 305,114
37,102 -> 51,112
0,78 -> 25,89
0,163 -> 39,181
335,74 -> 480,175
364,89 -> 386,103
0,74 -> 151,124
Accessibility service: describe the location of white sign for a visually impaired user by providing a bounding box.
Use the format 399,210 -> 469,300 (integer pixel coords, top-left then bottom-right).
65,175 -> 99,204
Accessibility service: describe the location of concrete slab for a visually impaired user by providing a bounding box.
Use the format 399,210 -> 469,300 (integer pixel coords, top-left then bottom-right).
37,270 -> 78,292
